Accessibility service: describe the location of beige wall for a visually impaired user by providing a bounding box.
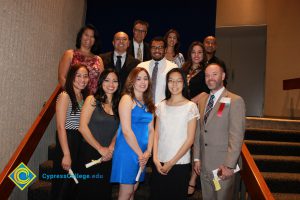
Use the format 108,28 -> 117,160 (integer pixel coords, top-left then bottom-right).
216,0 -> 266,26
217,0 -> 300,118
0,0 -> 85,198
264,0 -> 300,117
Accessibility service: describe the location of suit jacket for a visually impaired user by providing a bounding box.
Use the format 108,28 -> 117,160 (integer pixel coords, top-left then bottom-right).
127,40 -> 151,61
100,52 -> 140,88
193,89 -> 245,172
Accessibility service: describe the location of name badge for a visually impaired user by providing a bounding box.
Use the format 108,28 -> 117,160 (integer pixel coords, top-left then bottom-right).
220,97 -> 231,104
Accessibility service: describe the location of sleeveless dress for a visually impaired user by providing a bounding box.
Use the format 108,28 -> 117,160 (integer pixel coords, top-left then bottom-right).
71,49 -> 104,94
110,99 -> 153,184
51,92 -> 82,200
77,104 -> 119,200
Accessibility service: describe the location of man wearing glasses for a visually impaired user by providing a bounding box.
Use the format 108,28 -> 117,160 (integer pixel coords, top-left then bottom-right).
127,20 -> 151,62
138,37 -> 178,105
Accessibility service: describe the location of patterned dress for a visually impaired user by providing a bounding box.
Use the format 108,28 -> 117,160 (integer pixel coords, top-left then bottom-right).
71,49 -> 103,94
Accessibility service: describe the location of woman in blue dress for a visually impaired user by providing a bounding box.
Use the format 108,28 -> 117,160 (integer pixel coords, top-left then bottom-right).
111,67 -> 155,200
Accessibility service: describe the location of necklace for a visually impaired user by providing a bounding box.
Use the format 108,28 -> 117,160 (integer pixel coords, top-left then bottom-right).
134,98 -> 147,111
78,99 -> 84,109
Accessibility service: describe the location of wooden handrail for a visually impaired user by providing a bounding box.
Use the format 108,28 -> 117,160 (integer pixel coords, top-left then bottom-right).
240,143 -> 275,199
0,84 -> 61,199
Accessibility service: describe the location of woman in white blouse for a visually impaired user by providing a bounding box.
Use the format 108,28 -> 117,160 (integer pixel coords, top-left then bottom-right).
151,68 -> 200,200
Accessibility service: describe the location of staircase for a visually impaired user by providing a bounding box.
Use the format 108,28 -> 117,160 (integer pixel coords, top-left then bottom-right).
245,124 -> 300,199
28,117 -> 300,199
28,143 -> 153,200
28,142 -> 202,200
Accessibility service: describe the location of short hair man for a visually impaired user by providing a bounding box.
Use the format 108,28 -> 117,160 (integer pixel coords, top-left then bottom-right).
100,32 -> 140,88
127,20 -> 151,62
138,37 -> 178,105
193,62 -> 245,200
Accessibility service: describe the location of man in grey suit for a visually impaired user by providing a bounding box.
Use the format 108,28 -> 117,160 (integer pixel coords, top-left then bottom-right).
193,62 -> 245,200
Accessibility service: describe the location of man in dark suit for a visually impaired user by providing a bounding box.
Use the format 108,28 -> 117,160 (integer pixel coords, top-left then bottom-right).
203,36 -> 228,86
127,20 -> 151,62
100,32 -> 140,88
193,62 -> 245,200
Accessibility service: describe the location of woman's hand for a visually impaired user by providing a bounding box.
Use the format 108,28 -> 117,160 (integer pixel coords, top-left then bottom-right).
97,147 -> 112,161
138,154 -> 147,168
161,160 -> 175,174
61,155 -> 71,171
140,150 -> 151,166
153,158 -> 167,175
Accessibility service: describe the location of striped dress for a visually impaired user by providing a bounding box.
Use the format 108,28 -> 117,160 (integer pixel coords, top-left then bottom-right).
51,91 -> 83,199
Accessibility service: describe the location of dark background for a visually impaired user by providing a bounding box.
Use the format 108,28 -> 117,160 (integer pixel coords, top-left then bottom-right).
85,0 -> 217,56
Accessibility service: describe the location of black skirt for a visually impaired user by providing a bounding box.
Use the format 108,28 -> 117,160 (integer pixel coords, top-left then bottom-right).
51,129 -> 82,200
76,140 -> 113,200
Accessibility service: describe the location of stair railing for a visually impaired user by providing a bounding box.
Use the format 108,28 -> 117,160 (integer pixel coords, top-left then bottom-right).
0,85 -> 274,199
240,143 -> 275,199
0,84 -> 61,199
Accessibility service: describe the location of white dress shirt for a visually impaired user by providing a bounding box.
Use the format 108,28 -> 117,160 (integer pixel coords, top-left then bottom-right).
113,51 -> 126,68
138,58 -> 178,105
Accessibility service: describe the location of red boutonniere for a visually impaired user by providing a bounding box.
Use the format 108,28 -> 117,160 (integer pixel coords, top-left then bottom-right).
217,97 -> 231,117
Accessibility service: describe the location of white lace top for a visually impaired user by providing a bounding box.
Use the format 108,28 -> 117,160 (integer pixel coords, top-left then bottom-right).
156,100 -> 200,164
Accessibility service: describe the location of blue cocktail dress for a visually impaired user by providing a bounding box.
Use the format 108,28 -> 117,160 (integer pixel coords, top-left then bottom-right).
111,100 -> 153,184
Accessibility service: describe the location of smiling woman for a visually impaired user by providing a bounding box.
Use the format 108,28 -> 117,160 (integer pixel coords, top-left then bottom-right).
58,24 -> 104,94
111,67 -> 155,200
77,68 -> 121,199
151,68 -> 199,200
51,64 -> 90,199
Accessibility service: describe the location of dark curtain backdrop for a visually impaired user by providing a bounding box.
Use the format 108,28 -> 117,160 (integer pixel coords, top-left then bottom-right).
85,0 -> 216,56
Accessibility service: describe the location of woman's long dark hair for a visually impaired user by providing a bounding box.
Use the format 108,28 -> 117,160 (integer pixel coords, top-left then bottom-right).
164,29 -> 181,56
94,68 -> 121,118
123,67 -> 155,113
165,68 -> 190,100
182,41 -> 207,73
64,64 -> 90,114
76,24 -> 101,54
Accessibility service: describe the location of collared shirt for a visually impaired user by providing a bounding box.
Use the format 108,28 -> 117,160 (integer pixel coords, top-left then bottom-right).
208,86 -> 225,108
194,86 -> 225,162
138,57 -> 178,105
133,40 -> 144,60
113,51 -> 126,68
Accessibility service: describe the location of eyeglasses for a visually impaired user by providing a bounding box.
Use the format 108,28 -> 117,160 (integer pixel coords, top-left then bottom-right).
134,29 -> 147,33
151,46 -> 164,51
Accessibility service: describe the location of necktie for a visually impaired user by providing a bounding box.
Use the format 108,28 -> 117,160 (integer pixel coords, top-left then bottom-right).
116,55 -> 122,72
152,62 -> 159,103
137,44 -> 142,61
204,94 -> 215,123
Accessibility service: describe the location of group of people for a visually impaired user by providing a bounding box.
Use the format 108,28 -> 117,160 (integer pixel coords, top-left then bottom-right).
52,19 -> 246,200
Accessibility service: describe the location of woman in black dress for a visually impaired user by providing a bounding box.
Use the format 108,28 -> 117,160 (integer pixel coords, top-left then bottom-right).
78,68 -> 121,199
182,41 -> 209,196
